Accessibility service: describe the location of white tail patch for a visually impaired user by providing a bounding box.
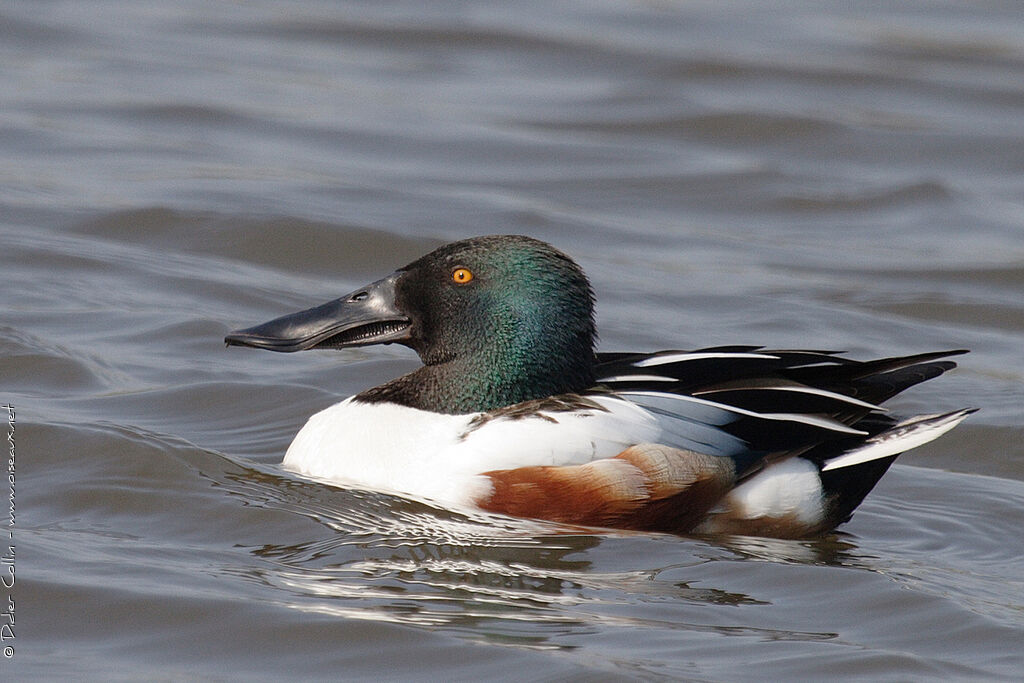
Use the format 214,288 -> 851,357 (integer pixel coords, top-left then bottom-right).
717,457 -> 825,525
821,409 -> 974,472
632,352 -> 778,368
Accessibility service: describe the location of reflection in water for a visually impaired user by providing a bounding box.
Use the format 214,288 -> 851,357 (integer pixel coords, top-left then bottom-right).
204,456 -> 860,650
710,534 -> 862,567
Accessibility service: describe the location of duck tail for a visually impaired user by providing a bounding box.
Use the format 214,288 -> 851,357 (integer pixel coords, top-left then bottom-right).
818,409 -> 975,525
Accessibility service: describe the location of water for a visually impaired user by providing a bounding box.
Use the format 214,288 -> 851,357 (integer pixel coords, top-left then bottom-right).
5,1 -> 1024,679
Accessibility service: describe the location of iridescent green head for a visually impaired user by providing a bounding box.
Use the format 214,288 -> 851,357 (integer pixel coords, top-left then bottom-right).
226,235 -> 598,413
383,235 -> 598,412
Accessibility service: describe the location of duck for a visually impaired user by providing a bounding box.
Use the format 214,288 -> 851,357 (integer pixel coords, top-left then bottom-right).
225,234 -> 972,538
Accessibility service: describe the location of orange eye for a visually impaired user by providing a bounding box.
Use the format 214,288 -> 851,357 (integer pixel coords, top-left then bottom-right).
452,267 -> 473,284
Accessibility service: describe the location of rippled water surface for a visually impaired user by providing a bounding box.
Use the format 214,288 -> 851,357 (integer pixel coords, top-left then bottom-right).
6,1 -> 1024,680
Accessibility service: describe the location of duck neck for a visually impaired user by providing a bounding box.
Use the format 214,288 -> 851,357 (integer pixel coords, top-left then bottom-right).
357,343 -> 596,415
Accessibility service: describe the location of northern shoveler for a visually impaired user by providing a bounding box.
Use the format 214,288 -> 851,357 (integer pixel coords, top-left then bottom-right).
225,235 -> 972,538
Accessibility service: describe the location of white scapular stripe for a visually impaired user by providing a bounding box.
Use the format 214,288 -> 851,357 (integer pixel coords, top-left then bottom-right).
619,390 -> 869,435
596,374 -> 678,383
698,384 -> 883,411
632,352 -> 778,368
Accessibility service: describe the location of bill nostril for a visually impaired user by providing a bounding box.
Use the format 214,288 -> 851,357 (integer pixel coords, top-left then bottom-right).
348,291 -> 369,302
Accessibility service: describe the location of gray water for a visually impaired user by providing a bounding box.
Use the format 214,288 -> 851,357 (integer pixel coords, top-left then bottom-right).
5,1 -> 1024,680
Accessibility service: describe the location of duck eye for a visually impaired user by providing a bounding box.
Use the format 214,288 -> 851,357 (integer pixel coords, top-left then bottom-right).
451,267 -> 473,284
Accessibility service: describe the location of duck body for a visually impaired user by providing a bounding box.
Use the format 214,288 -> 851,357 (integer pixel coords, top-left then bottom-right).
227,235 -> 972,538
282,392 -> 660,508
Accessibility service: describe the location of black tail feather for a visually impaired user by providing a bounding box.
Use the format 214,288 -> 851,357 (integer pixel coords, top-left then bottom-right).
819,455 -> 899,527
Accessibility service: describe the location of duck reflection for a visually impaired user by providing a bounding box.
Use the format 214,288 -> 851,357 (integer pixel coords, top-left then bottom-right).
210,461 -> 857,649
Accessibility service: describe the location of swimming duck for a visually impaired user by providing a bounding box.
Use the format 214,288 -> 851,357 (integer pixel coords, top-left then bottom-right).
225,235 -> 971,538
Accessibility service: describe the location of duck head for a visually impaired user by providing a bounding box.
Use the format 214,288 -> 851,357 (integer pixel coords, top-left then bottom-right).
226,235 -> 598,413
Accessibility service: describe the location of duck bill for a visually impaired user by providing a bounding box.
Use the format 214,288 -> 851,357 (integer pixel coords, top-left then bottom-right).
224,272 -> 411,352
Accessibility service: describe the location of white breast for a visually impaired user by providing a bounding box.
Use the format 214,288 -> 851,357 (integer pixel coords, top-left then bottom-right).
281,395 -> 661,507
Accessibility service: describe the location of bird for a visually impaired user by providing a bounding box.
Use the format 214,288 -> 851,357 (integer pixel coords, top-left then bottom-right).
225,234 -> 972,538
